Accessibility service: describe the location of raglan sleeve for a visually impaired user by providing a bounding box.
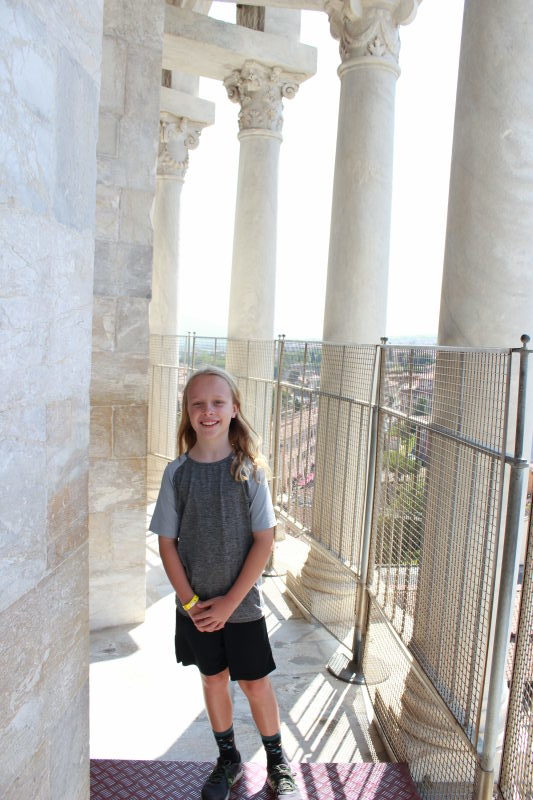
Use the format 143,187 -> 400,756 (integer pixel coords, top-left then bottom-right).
248,468 -> 277,532
149,462 -> 180,539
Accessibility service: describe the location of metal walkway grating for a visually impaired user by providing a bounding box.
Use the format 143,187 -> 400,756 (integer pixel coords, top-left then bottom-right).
90,759 -> 422,800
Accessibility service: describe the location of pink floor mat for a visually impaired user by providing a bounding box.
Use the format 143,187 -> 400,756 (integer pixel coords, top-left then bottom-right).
90,759 -> 422,800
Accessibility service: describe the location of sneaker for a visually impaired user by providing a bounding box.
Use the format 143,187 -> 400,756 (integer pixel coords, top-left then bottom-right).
266,763 -> 301,798
201,757 -> 243,800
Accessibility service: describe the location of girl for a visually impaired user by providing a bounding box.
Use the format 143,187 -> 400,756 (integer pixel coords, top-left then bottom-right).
149,366 -> 300,800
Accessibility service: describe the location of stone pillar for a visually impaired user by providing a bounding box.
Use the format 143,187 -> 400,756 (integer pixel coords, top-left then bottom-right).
413,8 -> 533,789
90,0 -> 165,630
149,114 -> 188,337
0,2 -> 102,797
224,61 -> 303,449
224,60 -> 302,341
150,87 -> 214,337
304,1 -> 420,650
400,3 -> 533,777
322,0 -> 420,344
148,87 -> 213,484
438,0 -> 533,348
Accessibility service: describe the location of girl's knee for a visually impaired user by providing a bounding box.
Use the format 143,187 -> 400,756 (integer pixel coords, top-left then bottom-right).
201,668 -> 230,692
238,676 -> 271,700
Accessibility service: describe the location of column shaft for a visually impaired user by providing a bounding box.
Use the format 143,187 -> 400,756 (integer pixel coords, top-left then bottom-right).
150,176 -> 183,336
312,2 -> 418,583
324,61 -> 397,343
148,105 -> 211,469
438,0 -> 533,347
228,130 -> 281,340
224,60 -> 303,341
223,61 -> 303,447
150,110 -> 208,337
321,0 -> 419,344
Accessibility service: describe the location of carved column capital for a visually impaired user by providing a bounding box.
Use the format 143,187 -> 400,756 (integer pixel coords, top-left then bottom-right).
223,60 -> 304,135
325,0 -> 421,69
157,113 -> 206,180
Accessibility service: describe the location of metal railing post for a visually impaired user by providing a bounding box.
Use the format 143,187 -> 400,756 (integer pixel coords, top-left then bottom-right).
475,334 -> 531,800
327,338 -> 385,684
186,331 -> 191,373
264,335 -> 285,576
271,335 -> 285,504
190,331 -> 197,372
350,397 -> 379,672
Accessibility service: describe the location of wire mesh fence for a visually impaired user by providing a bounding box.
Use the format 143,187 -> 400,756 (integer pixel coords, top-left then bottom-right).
364,596 -> 479,800
148,334 -> 532,800
276,341 -> 375,568
366,345 -> 519,799
148,335 -> 188,461
370,347 -> 510,744
499,506 -> 533,800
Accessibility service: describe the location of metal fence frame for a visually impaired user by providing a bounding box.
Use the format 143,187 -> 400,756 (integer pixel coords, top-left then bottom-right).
147,333 -> 532,800
500,500 -> 533,800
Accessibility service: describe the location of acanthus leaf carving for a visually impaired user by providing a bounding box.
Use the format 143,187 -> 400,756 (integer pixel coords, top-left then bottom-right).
158,115 -> 205,179
325,0 -> 420,65
224,61 -> 304,133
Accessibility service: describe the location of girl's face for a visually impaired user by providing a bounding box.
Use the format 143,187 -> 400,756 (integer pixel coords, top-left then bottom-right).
186,374 -> 237,444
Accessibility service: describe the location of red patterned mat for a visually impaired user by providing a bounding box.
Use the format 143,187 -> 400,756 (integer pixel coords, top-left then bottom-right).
90,759 -> 421,800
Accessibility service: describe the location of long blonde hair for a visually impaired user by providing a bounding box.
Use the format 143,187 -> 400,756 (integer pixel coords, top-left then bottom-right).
177,366 -> 269,482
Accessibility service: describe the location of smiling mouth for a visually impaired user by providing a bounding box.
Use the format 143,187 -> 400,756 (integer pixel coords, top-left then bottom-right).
201,420 -> 218,427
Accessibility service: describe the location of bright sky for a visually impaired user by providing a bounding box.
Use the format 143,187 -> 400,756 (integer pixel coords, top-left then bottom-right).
179,1 -> 465,341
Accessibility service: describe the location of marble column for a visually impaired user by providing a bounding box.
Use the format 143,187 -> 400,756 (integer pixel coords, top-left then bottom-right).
149,113 -> 200,466
307,0 -> 422,602
428,7 -> 533,793
306,0 -> 420,682
224,60 -> 302,342
148,87 -> 213,474
150,110 -> 209,338
224,61 -> 303,449
438,0 -> 533,349
323,0 -> 420,344
90,0 -> 165,632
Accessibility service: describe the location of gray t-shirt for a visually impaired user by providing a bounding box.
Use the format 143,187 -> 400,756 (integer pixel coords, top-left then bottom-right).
150,453 -> 276,623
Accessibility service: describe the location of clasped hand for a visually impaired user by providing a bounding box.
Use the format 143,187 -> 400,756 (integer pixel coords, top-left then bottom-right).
188,595 -> 234,632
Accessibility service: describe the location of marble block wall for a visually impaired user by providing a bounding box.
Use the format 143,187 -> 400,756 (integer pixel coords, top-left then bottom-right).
0,1 -> 103,798
90,0 -> 165,629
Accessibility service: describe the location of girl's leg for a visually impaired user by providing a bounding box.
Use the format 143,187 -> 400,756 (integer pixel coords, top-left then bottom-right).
239,677 -> 303,797
201,667 -> 241,791
237,676 -> 280,737
200,668 -> 242,800
201,668 -> 233,731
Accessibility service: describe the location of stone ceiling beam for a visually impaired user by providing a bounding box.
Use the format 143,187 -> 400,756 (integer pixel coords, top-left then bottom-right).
216,0 -> 326,10
160,86 -> 215,125
163,6 -> 317,80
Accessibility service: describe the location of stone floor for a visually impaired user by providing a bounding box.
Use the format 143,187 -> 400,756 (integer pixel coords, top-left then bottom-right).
90,532 -> 387,767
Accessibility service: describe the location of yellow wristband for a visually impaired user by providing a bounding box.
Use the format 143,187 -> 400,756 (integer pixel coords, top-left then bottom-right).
182,594 -> 199,611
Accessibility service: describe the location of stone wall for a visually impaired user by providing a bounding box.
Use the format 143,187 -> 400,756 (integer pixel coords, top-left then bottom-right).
0,2 -> 103,798
90,0 -> 165,629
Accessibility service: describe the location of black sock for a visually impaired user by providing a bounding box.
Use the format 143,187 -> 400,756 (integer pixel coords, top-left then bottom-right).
213,726 -> 240,764
261,732 -> 286,769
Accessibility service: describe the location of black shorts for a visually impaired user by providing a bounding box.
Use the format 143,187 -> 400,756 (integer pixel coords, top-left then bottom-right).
175,611 -> 276,681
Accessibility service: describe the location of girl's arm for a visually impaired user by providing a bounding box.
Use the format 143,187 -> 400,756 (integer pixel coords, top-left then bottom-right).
193,529 -> 274,632
158,536 -> 204,627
